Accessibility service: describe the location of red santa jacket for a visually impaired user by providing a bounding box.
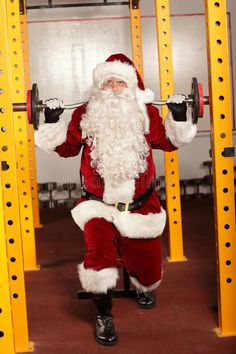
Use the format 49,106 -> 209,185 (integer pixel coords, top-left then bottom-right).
52,103 -> 176,239
55,104 -> 175,196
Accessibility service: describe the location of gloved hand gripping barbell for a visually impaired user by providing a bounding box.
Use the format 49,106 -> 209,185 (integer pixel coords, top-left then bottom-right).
12,77 -> 209,130
12,84 -> 85,130
154,78 -> 209,123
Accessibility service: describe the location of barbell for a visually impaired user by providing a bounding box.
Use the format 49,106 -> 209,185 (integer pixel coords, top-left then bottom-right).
12,77 -> 209,130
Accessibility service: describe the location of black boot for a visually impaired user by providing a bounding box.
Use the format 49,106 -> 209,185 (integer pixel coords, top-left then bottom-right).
91,291 -> 118,346
136,290 -> 156,309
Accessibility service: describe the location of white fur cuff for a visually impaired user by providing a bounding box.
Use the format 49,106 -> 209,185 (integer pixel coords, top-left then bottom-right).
164,112 -> 197,148
71,200 -> 166,239
130,276 -> 162,293
93,60 -> 137,90
71,200 -> 114,230
78,263 -> 119,294
113,207 -> 166,239
34,118 -> 69,153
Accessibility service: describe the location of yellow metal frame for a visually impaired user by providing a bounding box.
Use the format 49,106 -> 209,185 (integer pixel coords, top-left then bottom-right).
0,0 -> 33,351
129,0 -> 144,77
20,0 -> 42,229
155,0 -> 186,262
0,177 -> 15,354
205,0 -> 236,336
6,0 -> 38,271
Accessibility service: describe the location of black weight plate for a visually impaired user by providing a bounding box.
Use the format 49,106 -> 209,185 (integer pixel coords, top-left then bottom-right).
31,83 -> 40,130
191,77 -> 199,124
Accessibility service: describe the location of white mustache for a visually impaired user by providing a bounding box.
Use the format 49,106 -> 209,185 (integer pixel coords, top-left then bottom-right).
93,87 -> 135,101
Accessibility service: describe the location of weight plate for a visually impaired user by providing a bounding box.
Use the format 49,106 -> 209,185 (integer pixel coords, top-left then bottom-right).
191,77 -> 199,124
26,89 -> 32,124
198,83 -> 204,118
31,83 -> 40,130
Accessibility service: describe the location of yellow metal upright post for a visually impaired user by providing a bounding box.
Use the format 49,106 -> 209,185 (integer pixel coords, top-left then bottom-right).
0,0 -> 33,351
6,0 -> 38,271
155,0 -> 186,261
205,0 -> 236,336
0,176 -> 15,354
20,0 -> 42,228
129,0 -> 144,77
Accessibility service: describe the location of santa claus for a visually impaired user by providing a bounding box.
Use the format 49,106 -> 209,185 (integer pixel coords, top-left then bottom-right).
35,53 -> 197,346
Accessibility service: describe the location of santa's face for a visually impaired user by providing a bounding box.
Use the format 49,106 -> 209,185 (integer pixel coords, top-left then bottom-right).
80,82 -> 149,188
102,78 -> 128,91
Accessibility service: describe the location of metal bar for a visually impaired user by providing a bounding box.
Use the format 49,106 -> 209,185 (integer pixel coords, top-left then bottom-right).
205,0 -> 236,337
13,103 -> 27,111
26,1 -> 129,10
153,96 -> 209,106
20,0 -> 42,229
155,0 -> 186,262
13,101 -> 86,111
0,0 -> 33,351
12,93 -> 209,111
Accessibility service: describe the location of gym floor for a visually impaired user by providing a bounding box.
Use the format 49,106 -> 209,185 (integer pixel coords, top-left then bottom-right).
23,197 -> 236,354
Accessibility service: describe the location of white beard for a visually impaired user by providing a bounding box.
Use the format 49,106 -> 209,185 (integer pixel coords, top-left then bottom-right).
80,87 -> 149,191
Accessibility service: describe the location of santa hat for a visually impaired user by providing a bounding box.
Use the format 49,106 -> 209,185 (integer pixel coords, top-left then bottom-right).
93,53 -> 155,104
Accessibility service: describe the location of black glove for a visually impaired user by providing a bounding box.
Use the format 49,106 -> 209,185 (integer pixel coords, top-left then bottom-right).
167,97 -> 187,122
44,106 -> 64,123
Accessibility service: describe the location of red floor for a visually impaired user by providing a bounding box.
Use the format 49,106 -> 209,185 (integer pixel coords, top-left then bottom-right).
23,197 -> 236,354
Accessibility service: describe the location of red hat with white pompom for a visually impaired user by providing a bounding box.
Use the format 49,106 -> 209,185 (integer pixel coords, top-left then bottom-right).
93,53 -> 155,104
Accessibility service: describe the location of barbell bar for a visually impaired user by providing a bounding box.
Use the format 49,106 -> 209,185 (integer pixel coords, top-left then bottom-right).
12,77 -> 209,130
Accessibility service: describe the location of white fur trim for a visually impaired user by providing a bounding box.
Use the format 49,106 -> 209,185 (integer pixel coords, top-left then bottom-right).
136,87 -> 155,104
113,207 -> 166,239
164,111 -> 197,148
34,119 -> 69,153
130,276 -> 162,293
78,263 -> 119,294
103,179 -> 135,204
71,200 -> 115,230
93,60 -> 137,90
71,200 -> 166,239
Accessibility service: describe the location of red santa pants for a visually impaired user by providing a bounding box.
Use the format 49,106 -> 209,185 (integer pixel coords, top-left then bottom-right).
83,217 -> 162,288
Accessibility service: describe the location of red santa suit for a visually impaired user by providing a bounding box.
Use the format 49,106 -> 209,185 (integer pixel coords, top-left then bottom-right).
35,53 -> 197,294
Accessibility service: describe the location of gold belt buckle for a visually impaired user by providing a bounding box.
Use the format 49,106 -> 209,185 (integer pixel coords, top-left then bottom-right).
115,202 -> 129,212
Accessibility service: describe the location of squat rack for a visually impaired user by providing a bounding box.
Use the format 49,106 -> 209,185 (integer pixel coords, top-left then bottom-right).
0,0 -> 235,353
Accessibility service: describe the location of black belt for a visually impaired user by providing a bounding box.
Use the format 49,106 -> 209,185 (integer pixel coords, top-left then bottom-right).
81,180 -> 155,212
